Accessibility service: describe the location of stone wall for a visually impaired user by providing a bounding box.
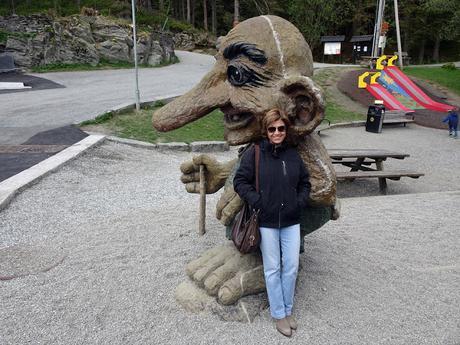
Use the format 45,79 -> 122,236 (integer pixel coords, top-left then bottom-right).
0,14 -> 176,68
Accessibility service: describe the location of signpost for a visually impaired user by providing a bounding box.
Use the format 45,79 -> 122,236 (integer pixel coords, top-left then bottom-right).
324,42 -> 342,55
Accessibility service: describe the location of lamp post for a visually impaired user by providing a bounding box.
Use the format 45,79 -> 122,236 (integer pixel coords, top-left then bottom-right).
131,0 -> 140,111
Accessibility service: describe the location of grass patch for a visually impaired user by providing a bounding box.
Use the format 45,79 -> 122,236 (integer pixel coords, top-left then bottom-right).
404,67 -> 460,95
80,106 -> 224,144
80,100 -> 362,144
31,56 -> 179,73
313,68 -> 365,123
80,112 -> 114,126
324,101 -> 364,123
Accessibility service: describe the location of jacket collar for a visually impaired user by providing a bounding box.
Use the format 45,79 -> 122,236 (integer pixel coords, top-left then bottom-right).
260,138 -> 288,157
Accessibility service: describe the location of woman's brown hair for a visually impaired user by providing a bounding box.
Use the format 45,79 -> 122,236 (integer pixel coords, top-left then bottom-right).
261,108 -> 291,137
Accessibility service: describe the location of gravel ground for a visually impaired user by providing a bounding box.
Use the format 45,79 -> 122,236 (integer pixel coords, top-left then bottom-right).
0,125 -> 459,345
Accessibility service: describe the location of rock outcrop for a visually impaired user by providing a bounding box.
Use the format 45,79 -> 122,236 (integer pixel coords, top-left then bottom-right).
172,31 -> 215,51
0,14 -> 175,68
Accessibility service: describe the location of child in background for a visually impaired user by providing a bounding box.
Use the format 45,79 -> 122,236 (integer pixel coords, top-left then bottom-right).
442,109 -> 458,138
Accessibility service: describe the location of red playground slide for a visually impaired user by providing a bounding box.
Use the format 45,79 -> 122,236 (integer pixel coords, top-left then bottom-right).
366,83 -> 414,112
384,66 -> 454,112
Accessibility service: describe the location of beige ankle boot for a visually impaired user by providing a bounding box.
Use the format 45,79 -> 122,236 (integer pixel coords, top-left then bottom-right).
286,315 -> 298,330
275,318 -> 292,337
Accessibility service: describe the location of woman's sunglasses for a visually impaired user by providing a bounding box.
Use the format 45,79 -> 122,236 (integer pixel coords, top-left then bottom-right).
267,126 -> 286,133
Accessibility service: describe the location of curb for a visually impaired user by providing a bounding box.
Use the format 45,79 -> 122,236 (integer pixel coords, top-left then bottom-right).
330,121 -> 366,129
106,136 -> 230,152
0,135 -> 106,211
317,121 -> 366,134
106,95 -> 179,117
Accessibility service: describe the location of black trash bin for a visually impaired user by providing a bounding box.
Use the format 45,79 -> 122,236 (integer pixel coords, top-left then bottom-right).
366,102 -> 385,133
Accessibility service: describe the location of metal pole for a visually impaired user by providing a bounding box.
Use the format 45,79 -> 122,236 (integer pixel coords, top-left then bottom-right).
131,0 -> 140,111
394,0 -> 404,69
371,0 -> 379,58
372,0 -> 385,58
376,0 -> 384,56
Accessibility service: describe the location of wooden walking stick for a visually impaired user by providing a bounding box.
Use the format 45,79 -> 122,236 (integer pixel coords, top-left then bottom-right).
198,164 -> 206,235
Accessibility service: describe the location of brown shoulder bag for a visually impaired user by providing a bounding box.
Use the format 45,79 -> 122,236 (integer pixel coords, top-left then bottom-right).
231,143 -> 261,254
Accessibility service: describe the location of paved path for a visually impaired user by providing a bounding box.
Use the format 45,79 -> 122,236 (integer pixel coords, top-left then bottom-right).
0,51 -> 215,145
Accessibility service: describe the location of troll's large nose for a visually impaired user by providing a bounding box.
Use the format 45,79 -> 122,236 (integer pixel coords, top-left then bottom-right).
152,68 -> 230,132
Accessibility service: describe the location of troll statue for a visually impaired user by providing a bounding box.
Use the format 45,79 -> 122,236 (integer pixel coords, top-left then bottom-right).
152,15 -> 338,308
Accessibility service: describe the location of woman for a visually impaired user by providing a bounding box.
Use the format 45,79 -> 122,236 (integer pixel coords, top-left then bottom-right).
233,109 -> 311,337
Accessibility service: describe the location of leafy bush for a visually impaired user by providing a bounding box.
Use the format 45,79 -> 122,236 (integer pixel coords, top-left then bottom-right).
167,18 -> 197,33
0,30 -> 8,44
0,29 -> 36,44
441,62 -> 457,70
104,0 -> 132,18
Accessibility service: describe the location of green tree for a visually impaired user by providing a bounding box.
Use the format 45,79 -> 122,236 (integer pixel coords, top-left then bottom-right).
423,0 -> 460,62
285,0 -> 336,52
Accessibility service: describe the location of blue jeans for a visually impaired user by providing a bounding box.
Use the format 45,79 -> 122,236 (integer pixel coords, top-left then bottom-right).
260,224 -> 300,319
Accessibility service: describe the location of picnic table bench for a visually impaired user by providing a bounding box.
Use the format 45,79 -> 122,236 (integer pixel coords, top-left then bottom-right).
328,149 -> 424,194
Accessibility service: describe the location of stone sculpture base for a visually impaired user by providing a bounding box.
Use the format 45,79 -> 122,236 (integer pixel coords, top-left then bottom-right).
175,280 -> 268,323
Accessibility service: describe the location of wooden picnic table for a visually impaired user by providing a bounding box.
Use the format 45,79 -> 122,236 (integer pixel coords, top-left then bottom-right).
329,148 -> 408,170
329,149 -> 409,160
327,149 -> 423,194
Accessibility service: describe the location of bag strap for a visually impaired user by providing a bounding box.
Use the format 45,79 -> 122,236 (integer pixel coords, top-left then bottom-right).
255,143 -> 260,192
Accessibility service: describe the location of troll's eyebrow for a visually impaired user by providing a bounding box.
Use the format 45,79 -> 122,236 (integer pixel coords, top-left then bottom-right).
223,42 -> 267,65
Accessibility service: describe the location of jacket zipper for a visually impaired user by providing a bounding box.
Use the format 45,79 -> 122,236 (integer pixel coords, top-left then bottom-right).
278,207 -> 282,228
279,160 -> 287,228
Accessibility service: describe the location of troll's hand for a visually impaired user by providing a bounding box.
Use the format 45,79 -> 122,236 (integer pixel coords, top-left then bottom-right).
180,155 -> 237,194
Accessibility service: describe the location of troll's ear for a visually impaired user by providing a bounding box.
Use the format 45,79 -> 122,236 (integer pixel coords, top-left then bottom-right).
279,76 -> 325,137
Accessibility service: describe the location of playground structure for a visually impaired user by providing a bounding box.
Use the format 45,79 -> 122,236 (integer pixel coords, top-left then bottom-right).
359,55 -> 455,113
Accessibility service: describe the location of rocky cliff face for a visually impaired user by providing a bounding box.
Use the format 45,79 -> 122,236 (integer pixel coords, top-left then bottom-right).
0,14 -> 176,68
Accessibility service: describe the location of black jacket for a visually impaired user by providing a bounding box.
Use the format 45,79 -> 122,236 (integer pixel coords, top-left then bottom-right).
233,139 -> 311,228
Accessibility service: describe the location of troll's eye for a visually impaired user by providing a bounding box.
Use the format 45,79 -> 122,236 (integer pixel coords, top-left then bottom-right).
227,65 -> 250,86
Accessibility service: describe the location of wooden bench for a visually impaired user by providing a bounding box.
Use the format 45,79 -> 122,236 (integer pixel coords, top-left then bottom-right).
329,149 -> 409,162
328,149 -> 424,194
384,118 -> 415,127
336,170 -> 424,194
384,111 -> 415,127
